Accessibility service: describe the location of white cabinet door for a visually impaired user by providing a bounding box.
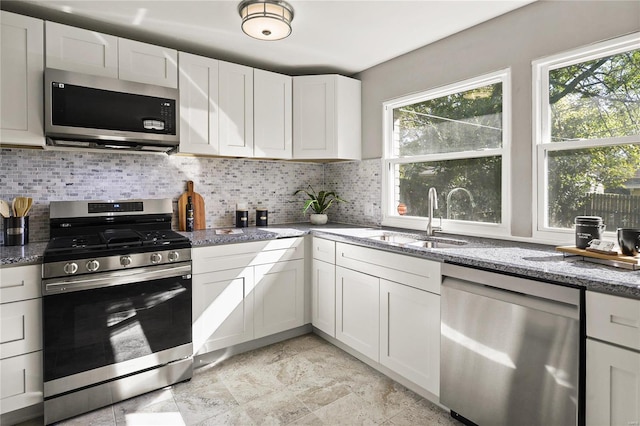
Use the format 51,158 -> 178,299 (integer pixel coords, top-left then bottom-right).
336,266 -> 379,361
178,51 -> 219,155
1,12 -> 44,147
254,69 -> 292,159
192,268 -> 254,355
45,21 -> 118,78
254,259 -> 304,339
380,279 -> 440,395
311,258 -> 336,337
293,74 -> 361,160
118,38 -> 178,88
219,61 -> 254,157
0,264 -> 41,304
0,351 -> 43,415
0,298 -> 42,360
586,339 -> 640,426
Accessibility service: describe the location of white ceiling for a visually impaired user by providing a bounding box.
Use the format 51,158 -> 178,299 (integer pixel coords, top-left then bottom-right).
5,0 -> 535,75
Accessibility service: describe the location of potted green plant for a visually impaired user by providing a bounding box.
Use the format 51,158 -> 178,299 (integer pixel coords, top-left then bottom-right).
293,185 -> 346,225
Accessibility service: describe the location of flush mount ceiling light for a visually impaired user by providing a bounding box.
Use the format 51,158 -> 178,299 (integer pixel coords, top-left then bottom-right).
238,0 -> 294,41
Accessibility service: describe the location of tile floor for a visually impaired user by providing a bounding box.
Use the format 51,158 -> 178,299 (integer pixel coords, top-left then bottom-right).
28,333 -> 459,425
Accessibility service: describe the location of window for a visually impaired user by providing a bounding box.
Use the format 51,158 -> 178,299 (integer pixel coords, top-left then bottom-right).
533,33 -> 640,241
382,70 -> 510,234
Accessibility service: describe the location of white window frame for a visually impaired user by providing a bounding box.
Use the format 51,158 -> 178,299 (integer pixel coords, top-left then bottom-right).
532,32 -> 640,244
381,69 -> 511,237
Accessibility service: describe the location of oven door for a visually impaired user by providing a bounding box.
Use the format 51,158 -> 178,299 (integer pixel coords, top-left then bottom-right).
42,263 -> 192,398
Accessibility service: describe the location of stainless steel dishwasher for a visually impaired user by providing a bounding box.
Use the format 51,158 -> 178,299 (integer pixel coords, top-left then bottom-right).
440,263 -> 583,426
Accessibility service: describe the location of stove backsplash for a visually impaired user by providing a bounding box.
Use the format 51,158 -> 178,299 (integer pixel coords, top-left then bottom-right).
0,148 -> 382,242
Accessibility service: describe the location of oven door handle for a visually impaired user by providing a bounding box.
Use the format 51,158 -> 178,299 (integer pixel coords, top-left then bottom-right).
42,263 -> 191,295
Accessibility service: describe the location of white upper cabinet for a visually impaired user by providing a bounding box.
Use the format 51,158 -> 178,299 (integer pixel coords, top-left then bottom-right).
254,69 -> 292,159
0,12 -> 44,147
45,21 -> 178,87
117,38 -> 178,88
218,61 -> 254,157
178,51 -> 220,155
293,74 -> 361,160
45,21 -> 118,78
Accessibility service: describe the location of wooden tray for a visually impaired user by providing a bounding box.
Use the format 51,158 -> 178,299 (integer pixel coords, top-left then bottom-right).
178,181 -> 206,231
556,246 -> 640,270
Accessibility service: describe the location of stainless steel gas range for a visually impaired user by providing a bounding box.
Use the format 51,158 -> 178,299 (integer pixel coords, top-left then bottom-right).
41,199 -> 193,424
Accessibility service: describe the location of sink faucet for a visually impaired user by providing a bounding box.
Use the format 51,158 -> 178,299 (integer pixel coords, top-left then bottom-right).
427,187 -> 440,236
446,187 -> 476,220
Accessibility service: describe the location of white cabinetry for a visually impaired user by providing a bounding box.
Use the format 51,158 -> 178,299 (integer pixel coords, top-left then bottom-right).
380,279 -> 440,393
0,264 -> 43,416
0,12 -> 44,147
178,52 -> 219,155
311,238 -> 336,337
293,75 -> 361,160
45,21 -> 118,78
117,38 -> 178,88
586,291 -> 640,426
219,61 -> 254,157
192,267 -> 254,352
333,241 -> 441,396
45,21 -> 177,87
178,54 -> 257,158
192,238 -> 305,355
254,260 -> 304,338
336,265 -> 380,361
254,69 -> 292,159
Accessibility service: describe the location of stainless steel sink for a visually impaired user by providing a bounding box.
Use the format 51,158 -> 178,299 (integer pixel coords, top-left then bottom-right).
407,238 -> 467,249
367,232 -> 467,249
368,234 -> 419,244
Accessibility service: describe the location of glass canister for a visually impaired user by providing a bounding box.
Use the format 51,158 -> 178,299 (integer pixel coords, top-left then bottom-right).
575,216 -> 605,249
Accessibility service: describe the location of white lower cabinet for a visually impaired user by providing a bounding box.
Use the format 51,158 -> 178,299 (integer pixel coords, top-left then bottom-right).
0,264 -> 43,417
0,351 -> 43,414
192,267 -> 254,354
336,266 -> 380,361
311,258 -> 336,337
254,260 -> 304,338
586,339 -> 640,426
192,238 -> 305,356
380,279 -> 440,395
586,291 -> 640,426
329,240 -> 441,397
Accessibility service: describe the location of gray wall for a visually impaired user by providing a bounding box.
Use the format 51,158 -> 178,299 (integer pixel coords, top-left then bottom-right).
355,0 -> 640,237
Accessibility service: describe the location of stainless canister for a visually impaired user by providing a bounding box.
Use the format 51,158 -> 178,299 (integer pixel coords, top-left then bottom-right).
575,216 -> 605,249
3,216 -> 29,246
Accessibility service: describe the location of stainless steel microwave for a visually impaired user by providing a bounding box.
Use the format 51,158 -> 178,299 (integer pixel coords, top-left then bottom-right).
44,68 -> 180,153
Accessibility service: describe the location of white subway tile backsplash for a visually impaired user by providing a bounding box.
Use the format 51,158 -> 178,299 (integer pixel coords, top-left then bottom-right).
0,148 -> 326,241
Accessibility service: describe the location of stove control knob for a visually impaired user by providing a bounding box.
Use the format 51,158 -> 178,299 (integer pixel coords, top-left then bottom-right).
86,260 -> 100,272
63,262 -> 78,275
168,251 -> 180,262
120,256 -> 132,267
150,253 -> 162,264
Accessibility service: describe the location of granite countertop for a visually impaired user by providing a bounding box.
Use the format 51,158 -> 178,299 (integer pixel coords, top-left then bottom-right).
2,223 -> 639,299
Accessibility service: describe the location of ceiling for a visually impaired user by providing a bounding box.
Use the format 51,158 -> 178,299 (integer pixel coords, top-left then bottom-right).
4,0 -> 535,76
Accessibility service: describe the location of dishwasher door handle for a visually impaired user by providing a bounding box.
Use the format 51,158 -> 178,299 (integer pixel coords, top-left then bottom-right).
442,277 -> 580,320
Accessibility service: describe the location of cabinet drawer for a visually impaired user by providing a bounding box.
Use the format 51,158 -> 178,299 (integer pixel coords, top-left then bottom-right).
587,291 -> 640,351
0,298 -> 42,359
336,242 -> 441,294
0,351 -> 43,414
0,264 -> 41,304
193,238 -> 304,274
312,237 -> 335,263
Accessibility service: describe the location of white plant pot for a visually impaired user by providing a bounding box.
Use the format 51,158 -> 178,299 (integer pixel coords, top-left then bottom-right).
310,214 -> 328,225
